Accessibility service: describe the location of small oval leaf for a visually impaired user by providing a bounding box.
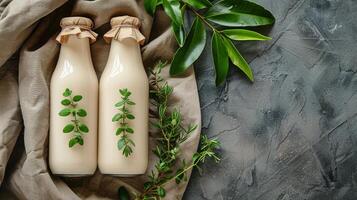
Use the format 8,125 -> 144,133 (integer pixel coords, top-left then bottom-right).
63,124 -> 75,133
59,108 -> 71,117
63,88 -> 72,97
73,95 -> 83,102
223,29 -> 271,41
118,138 -> 126,150
170,17 -> 206,75
61,99 -> 71,106
77,109 -> 87,117
79,124 -> 89,133
157,187 -> 166,197
69,137 -> 78,148
212,32 -> 229,85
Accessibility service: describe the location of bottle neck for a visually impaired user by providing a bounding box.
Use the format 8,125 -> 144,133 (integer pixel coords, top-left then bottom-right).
106,39 -> 142,70
58,36 -> 93,68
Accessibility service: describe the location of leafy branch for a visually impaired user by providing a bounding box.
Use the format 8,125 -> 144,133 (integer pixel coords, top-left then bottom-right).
112,88 -> 136,157
58,88 -> 89,148
145,0 -> 275,85
116,62 -> 220,200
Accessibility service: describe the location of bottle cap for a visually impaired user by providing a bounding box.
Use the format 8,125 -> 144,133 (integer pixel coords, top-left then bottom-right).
56,17 -> 98,44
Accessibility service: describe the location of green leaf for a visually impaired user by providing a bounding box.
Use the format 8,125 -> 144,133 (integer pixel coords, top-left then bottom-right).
183,0 -> 212,9
157,187 -> 166,197
61,99 -> 71,106
69,137 -> 78,148
144,0 -> 158,16
223,29 -> 271,41
223,37 -> 254,81
77,136 -> 84,145
118,186 -> 130,200
118,138 -> 126,150
172,22 -> 185,47
170,17 -> 206,75
126,114 -> 135,120
123,146 -> 133,157
59,108 -> 71,117
79,124 -> 89,133
73,95 -> 83,102
63,88 -> 72,97
119,89 -> 128,96
126,127 -> 134,133
127,100 -> 136,106
63,124 -> 74,133
205,0 -> 275,27
77,109 -> 87,117
212,32 -> 229,85
116,127 -> 124,135
115,101 -> 125,107
162,0 -> 183,26
112,113 -> 122,122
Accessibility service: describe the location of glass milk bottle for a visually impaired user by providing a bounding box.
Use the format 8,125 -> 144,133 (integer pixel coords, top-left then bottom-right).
98,16 -> 148,176
49,17 -> 98,176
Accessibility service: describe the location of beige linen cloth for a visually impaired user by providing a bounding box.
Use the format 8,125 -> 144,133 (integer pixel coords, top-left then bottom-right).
0,0 -> 201,199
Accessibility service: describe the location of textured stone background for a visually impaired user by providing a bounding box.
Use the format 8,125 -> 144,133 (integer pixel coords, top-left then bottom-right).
184,0 -> 357,199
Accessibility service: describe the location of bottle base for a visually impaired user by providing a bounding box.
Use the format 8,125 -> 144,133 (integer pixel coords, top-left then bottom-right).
53,173 -> 93,177
102,173 -> 144,177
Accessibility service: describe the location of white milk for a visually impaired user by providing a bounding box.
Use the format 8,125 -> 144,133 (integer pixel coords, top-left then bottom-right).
98,38 -> 149,176
49,36 -> 98,176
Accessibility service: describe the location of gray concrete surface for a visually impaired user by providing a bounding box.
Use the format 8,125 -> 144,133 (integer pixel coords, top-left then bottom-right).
184,0 -> 357,199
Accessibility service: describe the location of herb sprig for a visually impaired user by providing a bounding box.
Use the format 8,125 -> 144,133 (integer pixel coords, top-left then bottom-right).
112,88 -> 136,157
144,0 -> 275,85
118,62 -> 220,200
58,88 -> 89,148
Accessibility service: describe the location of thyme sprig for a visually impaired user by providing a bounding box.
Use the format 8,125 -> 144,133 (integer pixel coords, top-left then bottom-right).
131,62 -> 220,200
112,88 -> 136,157
58,88 -> 89,148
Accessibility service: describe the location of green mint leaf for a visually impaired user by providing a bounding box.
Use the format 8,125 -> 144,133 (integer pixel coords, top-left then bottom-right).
143,182 -> 152,190
170,17 -> 206,76
79,124 -> 89,133
126,114 -> 135,120
63,124 -> 75,133
59,108 -> 71,117
69,137 -> 78,148
223,29 -> 271,41
116,127 -> 125,135
112,113 -> 122,122
115,101 -> 125,107
77,109 -> 87,117
126,127 -> 134,133
123,146 -> 133,157
61,99 -> 71,106
73,95 -> 83,102
126,100 -> 136,105
118,138 -> 126,150
212,32 -> 229,85
77,136 -> 84,145
63,88 -> 72,97
118,186 -> 130,200
119,89 -> 128,96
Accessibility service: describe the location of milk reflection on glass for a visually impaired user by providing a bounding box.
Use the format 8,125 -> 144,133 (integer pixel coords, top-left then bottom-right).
49,17 -> 98,176
98,16 -> 148,176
